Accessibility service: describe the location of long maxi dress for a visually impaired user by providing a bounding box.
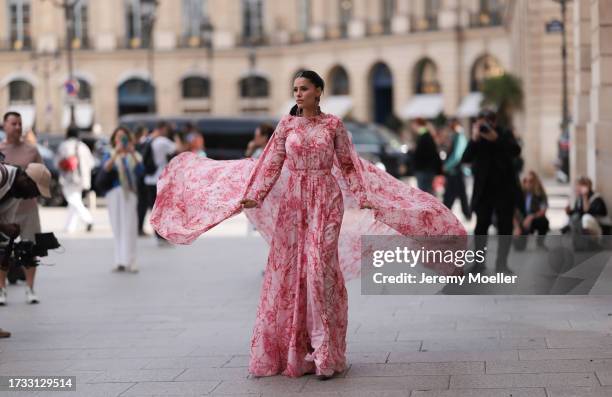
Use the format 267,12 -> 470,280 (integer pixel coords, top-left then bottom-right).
150,113 -> 466,378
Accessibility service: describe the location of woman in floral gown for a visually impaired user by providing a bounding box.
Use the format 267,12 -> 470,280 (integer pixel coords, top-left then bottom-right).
151,71 -> 465,379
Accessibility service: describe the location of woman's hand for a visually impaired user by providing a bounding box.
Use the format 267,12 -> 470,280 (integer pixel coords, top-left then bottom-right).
240,199 -> 258,209
522,215 -> 533,230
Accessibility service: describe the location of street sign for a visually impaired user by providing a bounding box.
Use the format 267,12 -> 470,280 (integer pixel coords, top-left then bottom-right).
64,79 -> 80,97
546,19 -> 564,33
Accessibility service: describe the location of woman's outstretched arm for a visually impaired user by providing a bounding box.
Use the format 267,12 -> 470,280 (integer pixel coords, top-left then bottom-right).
334,119 -> 372,209
241,116 -> 290,207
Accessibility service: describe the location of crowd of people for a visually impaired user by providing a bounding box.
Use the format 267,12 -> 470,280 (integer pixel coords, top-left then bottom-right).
0,105 -> 610,339
409,110 -> 610,270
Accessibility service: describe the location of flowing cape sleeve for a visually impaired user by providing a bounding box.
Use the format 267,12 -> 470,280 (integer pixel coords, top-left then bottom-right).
151,114 -> 466,280
242,116 -> 290,205
150,116 -> 290,244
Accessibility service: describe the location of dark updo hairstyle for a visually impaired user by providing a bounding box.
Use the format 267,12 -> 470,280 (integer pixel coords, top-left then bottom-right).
290,70 -> 325,116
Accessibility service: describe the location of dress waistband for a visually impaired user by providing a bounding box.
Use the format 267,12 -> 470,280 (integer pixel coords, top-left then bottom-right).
288,168 -> 332,175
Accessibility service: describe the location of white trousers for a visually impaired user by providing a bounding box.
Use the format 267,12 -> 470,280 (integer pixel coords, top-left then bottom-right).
62,185 -> 94,232
107,186 -> 138,267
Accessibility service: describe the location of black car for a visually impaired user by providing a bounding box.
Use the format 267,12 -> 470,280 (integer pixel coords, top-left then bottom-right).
344,121 -> 410,178
119,114 -> 409,177
120,114 -> 277,160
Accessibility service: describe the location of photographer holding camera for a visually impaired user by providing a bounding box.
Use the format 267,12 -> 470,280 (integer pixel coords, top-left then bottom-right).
0,162 -> 52,306
462,110 -> 522,272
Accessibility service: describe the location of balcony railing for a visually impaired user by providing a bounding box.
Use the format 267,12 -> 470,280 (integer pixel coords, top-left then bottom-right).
238,34 -> 268,47
124,35 -> 153,50
1,37 -> 33,51
410,15 -> 439,32
469,11 -> 503,27
178,35 -> 213,48
70,36 -> 90,50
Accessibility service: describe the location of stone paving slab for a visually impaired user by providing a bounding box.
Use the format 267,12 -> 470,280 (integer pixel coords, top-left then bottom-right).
411,389 -> 546,397
300,375 -> 450,393
545,386 -> 612,397
2,202 -> 612,396
486,358 -> 612,374
449,372 -> 599,388
387,350 -> 519,363
345,362 -> 484,377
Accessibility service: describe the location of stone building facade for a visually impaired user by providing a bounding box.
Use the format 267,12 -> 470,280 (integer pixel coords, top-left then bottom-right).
570,0 -> 612,205
0,0 -> 579,177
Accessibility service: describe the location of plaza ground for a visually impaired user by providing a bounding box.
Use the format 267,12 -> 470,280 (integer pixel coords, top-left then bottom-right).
2,179 -> 612,396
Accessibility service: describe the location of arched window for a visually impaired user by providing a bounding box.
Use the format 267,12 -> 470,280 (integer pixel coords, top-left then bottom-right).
470,55 -> 504,91
76,78 -> 92,101
182,76 -> 210,99
370,62 -> 394,125
329,65 -> 350,95
414,58 -> 441,94
118,78 -> 156,116
240,75 -> 269,98
8,80 -> 34,103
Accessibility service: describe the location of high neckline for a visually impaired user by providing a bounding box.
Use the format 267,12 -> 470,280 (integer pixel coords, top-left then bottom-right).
293,112 -> 327,121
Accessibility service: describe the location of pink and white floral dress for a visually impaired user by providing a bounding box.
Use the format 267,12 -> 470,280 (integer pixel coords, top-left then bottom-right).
151,113 -> 465,378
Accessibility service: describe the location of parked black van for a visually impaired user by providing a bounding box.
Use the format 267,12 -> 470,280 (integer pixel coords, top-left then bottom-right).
118,114 -> 409,177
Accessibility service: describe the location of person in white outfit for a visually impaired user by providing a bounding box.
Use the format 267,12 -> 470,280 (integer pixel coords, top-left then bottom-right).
143,121 -> 176,246
56,127 -> 95,233
101,126 -> 143,273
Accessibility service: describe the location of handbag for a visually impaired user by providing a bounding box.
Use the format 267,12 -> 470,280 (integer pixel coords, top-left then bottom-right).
94,166 -> 118,196
58,156 -> 78,172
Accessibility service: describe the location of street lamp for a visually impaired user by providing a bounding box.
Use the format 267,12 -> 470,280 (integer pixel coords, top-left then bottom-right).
141,0 -> 159,114
30,50 -> 61,134
548,1 -> 571,136
201,18 -> 214,63
46,0 -> 80,128
548,0 -> 571,179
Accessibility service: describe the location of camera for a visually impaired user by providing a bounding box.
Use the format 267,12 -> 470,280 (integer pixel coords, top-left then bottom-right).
479,123 -> 492,134
1,232 -> 61,270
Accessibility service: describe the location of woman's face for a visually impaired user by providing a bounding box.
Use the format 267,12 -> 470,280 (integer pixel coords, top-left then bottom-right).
114,129 -> 127,148
523,175 -> 534,191
577,183 -> 590,195
293,77 -> 321,112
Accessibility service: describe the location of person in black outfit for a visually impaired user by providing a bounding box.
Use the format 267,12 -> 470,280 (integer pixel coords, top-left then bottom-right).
412,118 -> 442,194
134,125 -> 150,236
461,111 -> 521,272
443,119 -> 470,220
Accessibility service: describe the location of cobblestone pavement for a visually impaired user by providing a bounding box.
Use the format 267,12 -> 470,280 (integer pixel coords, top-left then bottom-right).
2,180 -> 612,396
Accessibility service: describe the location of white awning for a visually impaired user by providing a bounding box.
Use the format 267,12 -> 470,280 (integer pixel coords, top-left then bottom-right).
456,92 -> 483,118
320,95 -> 353,118
277,96 -> 354,118
62,103 -> 94,129
7,104 -> 36,131
400,94 -> 444,119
